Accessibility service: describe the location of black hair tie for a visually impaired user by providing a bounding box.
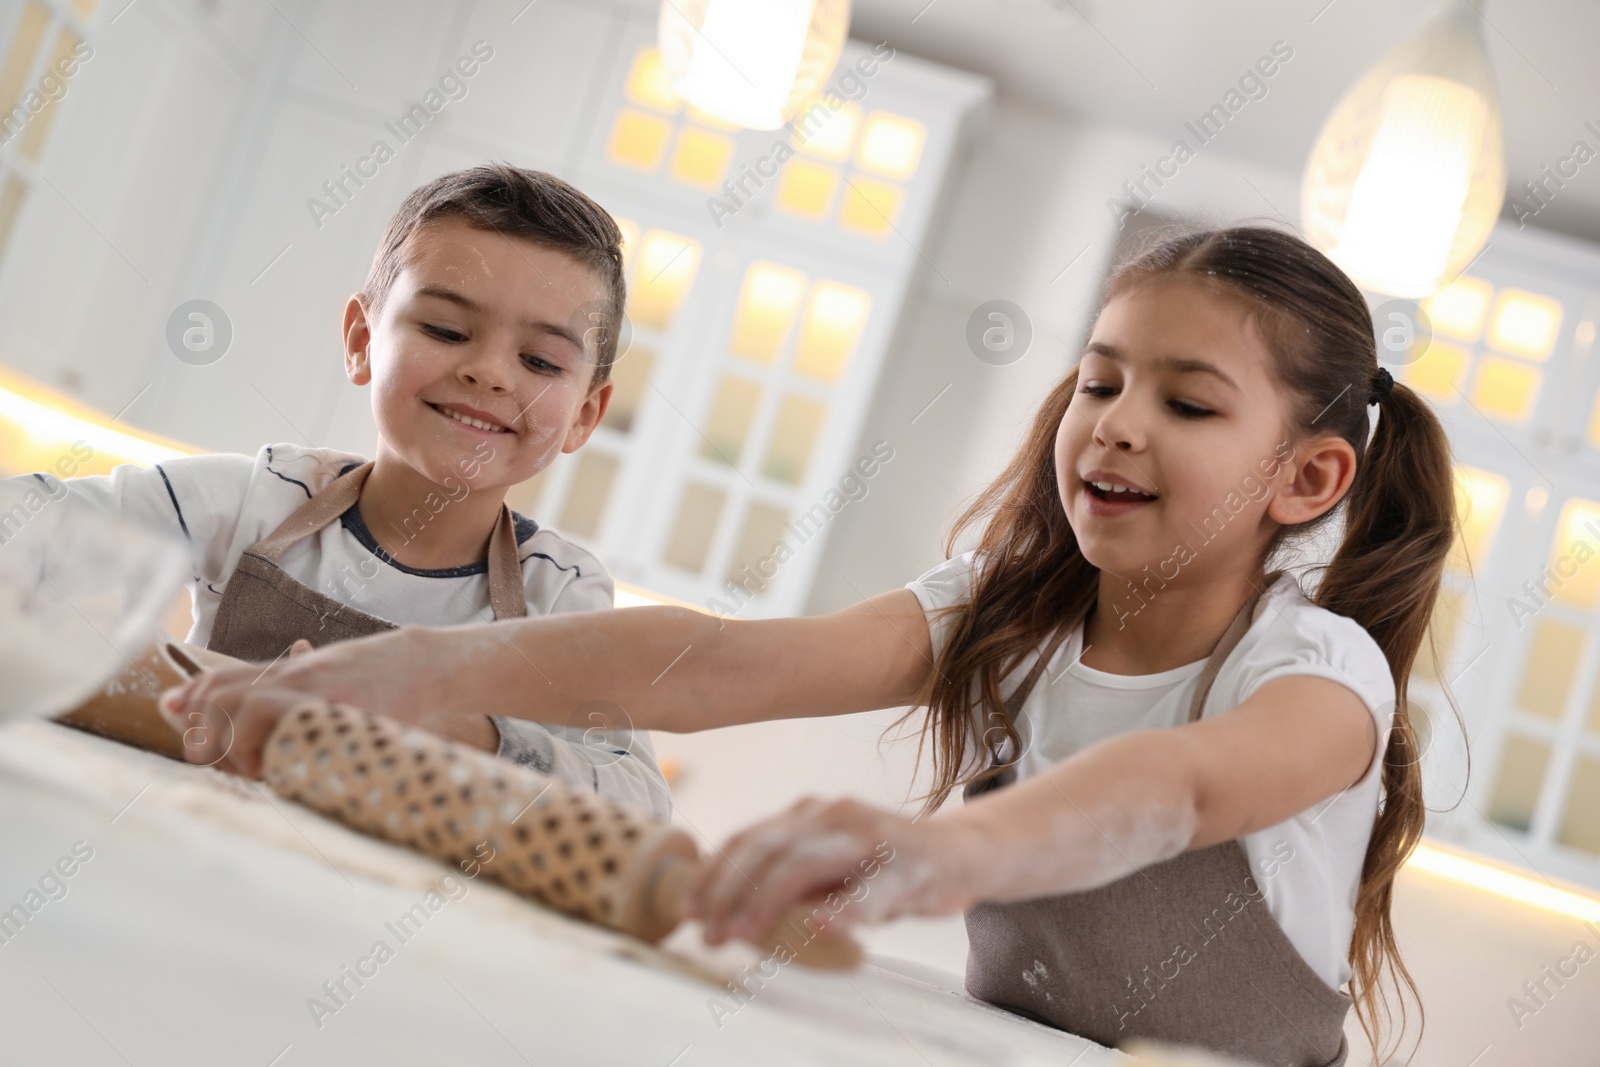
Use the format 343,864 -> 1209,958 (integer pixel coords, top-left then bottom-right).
1369,366 -> 1395,406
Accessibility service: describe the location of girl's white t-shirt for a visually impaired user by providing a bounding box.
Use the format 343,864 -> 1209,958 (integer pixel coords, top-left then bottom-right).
905,551 -> 1396,992
14,443 -> 669,818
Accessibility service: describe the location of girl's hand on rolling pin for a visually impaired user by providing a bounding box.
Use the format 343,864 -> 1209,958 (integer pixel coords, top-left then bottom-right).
162,626 -> 454,732
686,797 -> 986,946
158,629 -> 496,775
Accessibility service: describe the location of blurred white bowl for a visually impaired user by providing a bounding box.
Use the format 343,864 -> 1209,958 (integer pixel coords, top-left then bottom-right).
0,480 -> 187,722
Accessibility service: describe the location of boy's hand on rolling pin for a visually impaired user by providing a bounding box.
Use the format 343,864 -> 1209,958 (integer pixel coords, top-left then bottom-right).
154,638 -> 316,776
686,797 -> 985,947
157,682 -> 309,778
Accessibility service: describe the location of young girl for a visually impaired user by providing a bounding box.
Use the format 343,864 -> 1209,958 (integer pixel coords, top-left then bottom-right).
166,226 -> 1460,1067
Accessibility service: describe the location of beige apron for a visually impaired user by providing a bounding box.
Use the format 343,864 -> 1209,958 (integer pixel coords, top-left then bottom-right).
206,461 -> 526,662
963,570 -> 1354,1067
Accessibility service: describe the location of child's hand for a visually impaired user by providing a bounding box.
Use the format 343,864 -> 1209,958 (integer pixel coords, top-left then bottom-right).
686,797 -> 983,947
157,628 -> 501,773
156,682 -> 313,778
162,627 -> 446,729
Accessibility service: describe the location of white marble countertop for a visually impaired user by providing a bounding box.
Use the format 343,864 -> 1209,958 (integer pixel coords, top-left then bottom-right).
0,720 -> 1124,1067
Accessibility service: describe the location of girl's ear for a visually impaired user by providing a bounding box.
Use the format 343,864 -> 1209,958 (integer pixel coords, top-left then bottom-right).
343,295 -> 373,386
1267,433 -> 1357,526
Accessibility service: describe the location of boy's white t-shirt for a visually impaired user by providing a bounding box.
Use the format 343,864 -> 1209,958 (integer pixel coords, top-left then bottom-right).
17,442 -> 669,818
905,551 -> 1396,993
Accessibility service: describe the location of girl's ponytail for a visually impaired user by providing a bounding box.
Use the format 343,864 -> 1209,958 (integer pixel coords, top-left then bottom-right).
1317,375 -> 1459,681
1313,376 -> 1463,1066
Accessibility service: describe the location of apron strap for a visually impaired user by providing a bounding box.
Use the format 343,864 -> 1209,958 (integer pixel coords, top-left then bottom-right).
1002,568 -> 1287,732
1185,568 -> 1283,723
971,623 -> 1076,785
248,459 -> 528,621
252,461 -> 375,564
1004,624 -> 1076,720
487,505 -> 527,620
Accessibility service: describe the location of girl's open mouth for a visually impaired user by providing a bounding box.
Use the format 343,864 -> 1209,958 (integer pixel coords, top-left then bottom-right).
1085,482 -> 1157,503
1083,481 -> 1157,515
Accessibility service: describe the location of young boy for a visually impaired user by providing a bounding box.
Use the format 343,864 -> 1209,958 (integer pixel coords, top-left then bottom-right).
12,163 -> 669,818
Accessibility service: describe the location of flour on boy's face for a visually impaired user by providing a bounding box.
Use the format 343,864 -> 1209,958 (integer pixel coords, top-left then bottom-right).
357,216 -> 612,492
1055,273 -> 1293,583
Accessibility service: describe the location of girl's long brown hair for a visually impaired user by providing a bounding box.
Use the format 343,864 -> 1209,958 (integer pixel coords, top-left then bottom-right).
913,225 -> 1464,1064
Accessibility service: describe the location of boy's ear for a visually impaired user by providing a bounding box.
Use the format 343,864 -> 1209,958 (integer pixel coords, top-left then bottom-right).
1266,433 -> 1356,527
561,379 -> 614,454
343,295 -> 374,386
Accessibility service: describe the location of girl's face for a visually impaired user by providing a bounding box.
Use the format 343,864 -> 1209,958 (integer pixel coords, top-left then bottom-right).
344,217 -> 613,492
1055,273 -> 1298,583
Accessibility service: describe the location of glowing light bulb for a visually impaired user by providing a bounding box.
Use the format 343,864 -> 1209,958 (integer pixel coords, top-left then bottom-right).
1302,0 -> 1505,298
657,0 -> 850,130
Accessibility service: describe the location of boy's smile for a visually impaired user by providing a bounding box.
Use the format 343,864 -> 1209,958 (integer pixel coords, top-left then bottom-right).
427,400 -> 515,435
343,215 -> 614,494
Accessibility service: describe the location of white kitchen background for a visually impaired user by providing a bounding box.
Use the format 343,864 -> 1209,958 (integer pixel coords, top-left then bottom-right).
2,1 -> 1599,1063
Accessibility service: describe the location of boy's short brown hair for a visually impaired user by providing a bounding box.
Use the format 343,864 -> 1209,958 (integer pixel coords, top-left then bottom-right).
362,162 -> 627,389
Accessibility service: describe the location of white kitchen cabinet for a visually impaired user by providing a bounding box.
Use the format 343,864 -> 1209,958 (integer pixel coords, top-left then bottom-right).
508,27 -> 992,616
1382,221 -> 1600,893
0,0 -> 992,623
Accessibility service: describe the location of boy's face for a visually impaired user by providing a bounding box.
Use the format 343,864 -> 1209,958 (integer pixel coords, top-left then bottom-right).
342,216 -> 613,492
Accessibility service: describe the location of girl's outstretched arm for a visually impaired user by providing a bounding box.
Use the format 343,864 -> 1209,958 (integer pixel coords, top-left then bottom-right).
689,674 -> 1379,944
160,591 -> 935,778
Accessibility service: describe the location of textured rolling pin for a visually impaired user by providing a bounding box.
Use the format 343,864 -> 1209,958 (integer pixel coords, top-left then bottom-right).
63,642 -> 860,965
259,695 -> 862,968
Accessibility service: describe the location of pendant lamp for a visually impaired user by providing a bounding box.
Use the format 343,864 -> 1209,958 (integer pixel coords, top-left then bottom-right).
1301,0 -> 1506,298
657,0 -> 852,130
